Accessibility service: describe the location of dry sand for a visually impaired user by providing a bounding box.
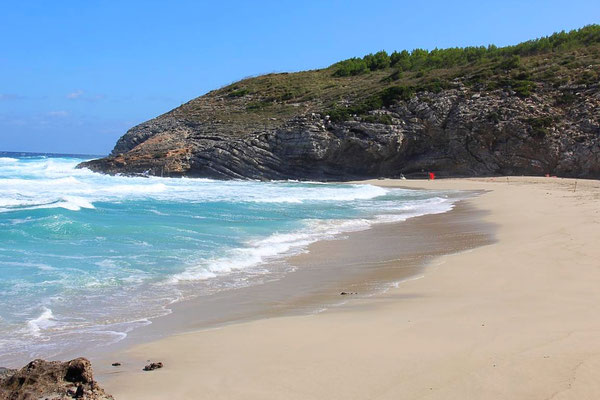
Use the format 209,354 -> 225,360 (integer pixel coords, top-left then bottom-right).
101,177 -> 600,400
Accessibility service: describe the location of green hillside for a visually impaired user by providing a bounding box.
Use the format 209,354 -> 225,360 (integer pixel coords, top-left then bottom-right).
175,24 -> 600,129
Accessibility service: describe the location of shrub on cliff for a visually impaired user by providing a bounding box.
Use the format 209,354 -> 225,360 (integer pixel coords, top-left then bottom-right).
498,55 -> 521,71
333,58 -> 369,77
332,24 -> 600,77
326,85 -> 415,122
364,50 -> 391,71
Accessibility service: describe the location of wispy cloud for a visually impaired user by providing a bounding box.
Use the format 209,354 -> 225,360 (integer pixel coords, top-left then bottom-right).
46,110 -> 69,117
66,90 -> 105,102
67,90 -> 85,99
0,93 -> 25,101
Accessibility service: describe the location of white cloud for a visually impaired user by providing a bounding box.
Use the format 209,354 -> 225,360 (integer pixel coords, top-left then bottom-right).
46,111 -> 69,117
66,90 -> 106,102
67,90 -> 84,99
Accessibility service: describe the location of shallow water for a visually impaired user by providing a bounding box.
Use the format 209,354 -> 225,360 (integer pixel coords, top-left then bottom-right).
0,152 -> 458,366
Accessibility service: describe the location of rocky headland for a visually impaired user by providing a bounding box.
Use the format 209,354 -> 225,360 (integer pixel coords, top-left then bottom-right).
80,25 -> 600,180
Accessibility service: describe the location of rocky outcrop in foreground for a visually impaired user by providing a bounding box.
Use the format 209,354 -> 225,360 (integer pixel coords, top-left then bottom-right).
0,358 -> 113,400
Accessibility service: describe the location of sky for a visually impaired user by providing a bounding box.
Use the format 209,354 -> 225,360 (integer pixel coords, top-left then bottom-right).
1,1 -> 599,155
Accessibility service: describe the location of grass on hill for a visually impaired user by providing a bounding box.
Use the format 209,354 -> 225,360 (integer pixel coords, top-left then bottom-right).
171,25 -> 600,130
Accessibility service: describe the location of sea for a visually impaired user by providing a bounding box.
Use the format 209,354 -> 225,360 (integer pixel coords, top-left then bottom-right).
0,151 -> 458,366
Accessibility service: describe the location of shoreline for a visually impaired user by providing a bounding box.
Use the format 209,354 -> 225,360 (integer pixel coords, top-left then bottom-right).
0,182 -> 480,369
90,188 -> 492,375
98,176 -> 600,399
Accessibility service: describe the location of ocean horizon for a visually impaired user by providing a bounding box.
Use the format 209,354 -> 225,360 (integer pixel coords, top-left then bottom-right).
0,150 -> 107,159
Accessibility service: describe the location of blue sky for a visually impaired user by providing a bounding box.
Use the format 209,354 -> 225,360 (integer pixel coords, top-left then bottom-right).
1,1 -> 599,155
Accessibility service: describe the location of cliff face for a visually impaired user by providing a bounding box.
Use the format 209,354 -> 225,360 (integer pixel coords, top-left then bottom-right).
79,26 -> 600,180
80,82 -> 600,180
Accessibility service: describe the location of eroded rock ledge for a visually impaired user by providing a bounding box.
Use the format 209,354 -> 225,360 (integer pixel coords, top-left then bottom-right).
0,358 -> 113,400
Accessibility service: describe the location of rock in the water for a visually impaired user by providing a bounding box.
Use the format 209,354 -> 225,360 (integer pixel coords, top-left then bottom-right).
143,362 -> 163,371
0,358 -> 113,400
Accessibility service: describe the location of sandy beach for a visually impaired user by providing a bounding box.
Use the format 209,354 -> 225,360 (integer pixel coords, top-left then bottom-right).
100,177 -> 600,399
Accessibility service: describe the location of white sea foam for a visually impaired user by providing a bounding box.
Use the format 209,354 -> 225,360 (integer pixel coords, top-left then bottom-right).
9,217 -> 35,225
0,157 -> 388,212
50,196 -> 95,211
147,209 -> 170,216
372,196 -> 455,223
0,261 -> 56,271
26,307 -> 56,337
170,218 -> 371,283
170,220 -> 368,283
169,193 -> 455,283
95,259 -> 118,268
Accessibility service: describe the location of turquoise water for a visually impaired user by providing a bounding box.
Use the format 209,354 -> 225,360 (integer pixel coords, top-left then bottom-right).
0,152 -> 456,365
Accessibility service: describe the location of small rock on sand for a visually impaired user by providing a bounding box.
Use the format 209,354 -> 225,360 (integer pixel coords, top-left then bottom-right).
143,362 -> 163,371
